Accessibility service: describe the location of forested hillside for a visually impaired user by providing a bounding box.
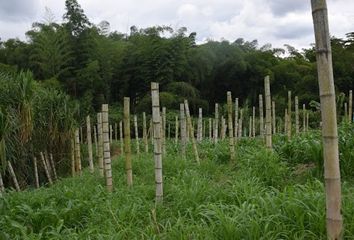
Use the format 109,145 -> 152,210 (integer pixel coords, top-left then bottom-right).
1,0 -> 353,116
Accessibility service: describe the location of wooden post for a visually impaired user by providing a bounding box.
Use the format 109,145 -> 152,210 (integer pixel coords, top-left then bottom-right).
349,90 -> 353,123
124,98 -> 133,186
227,91 -> 235,161
134,115 -> 140,154
175,115 -> 179,144
40,152 -> 52,185
86,116 -> 94,173
272,101 -> 276,135
197,108 -> 203,142
102,104 -> 113,192
184,100 -> 200,164
97,113 -> 104,176
234,98 -> 239,139
143,112 -> 149,153
259,94 -> 264,138
74,129 -> 82,175
7,161 -> 20,191
287,91 -> 292,139
252,106 -> 256,138
303,104 -> 306,132
119,121 -> 124,155
264,76 -> 272,148
180,103 -> 186,160
49,153 -> 57,180
295,96 -> 299,134
151,82 -> 163,203
214,103 -> 219,144
33,157 -> 39,188
311,0 -> 343,237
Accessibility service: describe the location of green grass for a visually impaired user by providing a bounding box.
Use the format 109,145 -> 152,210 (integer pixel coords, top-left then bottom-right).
1,131 -> 354,239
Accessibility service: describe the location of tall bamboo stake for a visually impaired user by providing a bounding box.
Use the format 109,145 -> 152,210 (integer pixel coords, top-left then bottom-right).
259,94 -> 264,138
86,116 -> 94,173
0,172 -> 4,193
287,91 -> 292,139
40,152 -> 52,185
303,104 -> 306,132
49,153 -> 57,180
306,112 -> 310,131
214,103 -> 219,144
93,126 -> 98,157
197,108 -> 203,142
264,76 -> 272,148
124,97 -> 133,186
238,109 -> 243,138
102,104 -> 113,192
71,138 -> 75,177
227,91 -> 235,161
284,109 -> 288,134
110,125 -> 113,144
344,103 -> 348,122
180,103 -> 187,160
119,121 -> 124,155
248,117 -> 252,138
161,107 -> 166,156
272,101 -> 276,135
252,106 -> 256,137
175,115 -> 179,144
349,90 -> 353,123
80,127 -> 83,144
184,100 -> 200,164
115,123 -> 118,141
312,0 -> 343,237
134,115 -> 140,154
295,96 -> 299,134
203,120 -> 206,139
97,113 -> 104,176
234,98 -> 239,139
149,119 -> 154,145
33,157 -> 39,188
44,151 -> 53,180
143,112 -> 149,153
208,118 -> 212,140
7,161 -> 20,191
74,129 -> 82,175
151,82 -> 163,203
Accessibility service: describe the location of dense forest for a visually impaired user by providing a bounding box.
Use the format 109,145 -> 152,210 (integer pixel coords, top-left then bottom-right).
0,0 -> 354,116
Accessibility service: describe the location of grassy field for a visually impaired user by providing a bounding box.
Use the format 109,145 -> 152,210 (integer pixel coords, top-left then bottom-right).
1,126 -> 354,239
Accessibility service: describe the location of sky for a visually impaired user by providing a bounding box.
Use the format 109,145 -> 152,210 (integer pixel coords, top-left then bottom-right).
0,0 -> 353,50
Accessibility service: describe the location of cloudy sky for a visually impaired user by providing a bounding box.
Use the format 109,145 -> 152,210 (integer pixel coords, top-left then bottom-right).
0,0 -> 353,50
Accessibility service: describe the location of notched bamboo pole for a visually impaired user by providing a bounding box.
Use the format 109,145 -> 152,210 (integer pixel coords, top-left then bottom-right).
234,98 -> 239,140
259,94 -> 264,138
74,129 -> 82,175
287,91 -> 292,139
197,108 -> 203,142
102,104 -> 113,192
311,0 -> 343,238
264,76 -> 272,149
227,92 -> 235,161
124,97 -> 133,186
214,103 -> 219,144
295,96 -> 299,134
97,113 -> 104,176
86,115 -> 94,173
151,82 -> 163,203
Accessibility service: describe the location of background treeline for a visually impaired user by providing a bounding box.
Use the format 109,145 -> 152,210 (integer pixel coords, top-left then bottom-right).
0,0 -> 354,116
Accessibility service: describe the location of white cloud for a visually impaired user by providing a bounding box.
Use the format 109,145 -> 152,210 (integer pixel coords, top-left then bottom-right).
0,0 -> 353,51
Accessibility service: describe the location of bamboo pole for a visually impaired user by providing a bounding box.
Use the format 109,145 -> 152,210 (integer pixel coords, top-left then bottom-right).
248,117 -> 252,138
71,138 -> 75,177
134,115 -> 140,154
49,153 -> 57,180
40,152 -> 52,185
287,91 -> 292,139
33,157 -> 39,188
344,103 -> 348,122
306,112 -> 310,131
161,107 -> 166,156
93,126 -> 98,157
264,76 -> 272,148
238,109 -> 243,138
86,116 -> 94,173
303,104 -> 306,132
234,98 -> 239,139
252,106 -> 256,137
184,100 -> 200,164
97,113 -> 104,176
208,118 -> 212,140
311,0 -> 343,237
0,172 -> 4,193
272,101 -> 276,135
102,104 -> 113,192
149,119 -> 153,145
349,90 -> 353,123
74,129 -> 82,175
143,112 -> 149,153
175,115 -> 179,144
44,151 -> 53,180
110,124 -> 113,144
119,121 -> 124,155
197,108 -> 203,142
284,109 -> 288,134
214,103 -> 219,144
180,103 -> 186,160
123,97 -> 133,186
227,91 -> 235,161
259,94 -> 264,138
7,161 -> 20,191
80,127 -> 83,144
115,123 -> 118,141
151,82 -> 163,203
295,96 -> 299,134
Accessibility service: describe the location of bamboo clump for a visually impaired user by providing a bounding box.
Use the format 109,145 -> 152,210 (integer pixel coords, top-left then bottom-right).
311,0 -> 343,237
102,104 -> 113,192
124,97 -> 133,186
151,82 -> 163,203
